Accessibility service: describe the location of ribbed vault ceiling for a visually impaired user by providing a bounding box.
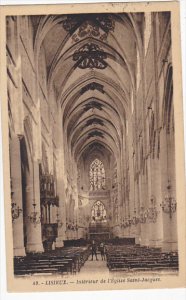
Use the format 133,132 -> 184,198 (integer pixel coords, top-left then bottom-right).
33,13 -> 143,163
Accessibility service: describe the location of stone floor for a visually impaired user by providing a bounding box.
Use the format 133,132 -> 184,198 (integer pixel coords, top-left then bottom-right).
80,253 -> 109,276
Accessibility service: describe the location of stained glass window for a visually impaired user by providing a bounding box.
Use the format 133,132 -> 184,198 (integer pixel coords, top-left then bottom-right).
91,201 -> 107,221
89,158 -> 105,191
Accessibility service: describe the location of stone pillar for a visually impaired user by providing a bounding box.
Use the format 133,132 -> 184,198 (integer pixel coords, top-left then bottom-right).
160,128 -> 177,251
55,177 -> 66,248
128,153 -> 135,238
166,129 -> 177,251
72,229 -> 75,239
145,154 -> 152,246
26,161 -> 43,253
10,135 -> 26,257
55,207 -> 65,247
78,226 -> 84,239
140,172 -> 149,246
134,178 -> 140,244
55,106 -> 66,247
148,156 -> 163,248
123,195 -> 130,237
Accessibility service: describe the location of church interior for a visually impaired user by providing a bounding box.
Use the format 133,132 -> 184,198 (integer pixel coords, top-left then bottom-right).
7,12 -> 178,275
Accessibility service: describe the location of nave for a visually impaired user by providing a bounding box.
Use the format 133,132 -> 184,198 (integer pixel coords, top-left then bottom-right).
7,10 -> 178,276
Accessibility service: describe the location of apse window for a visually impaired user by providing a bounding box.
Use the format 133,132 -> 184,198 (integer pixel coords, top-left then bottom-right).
91,201 -> 107,222
89,158 -> 106,191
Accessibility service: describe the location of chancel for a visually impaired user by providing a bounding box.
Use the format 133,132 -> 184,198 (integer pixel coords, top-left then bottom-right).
7,12 -> 178,276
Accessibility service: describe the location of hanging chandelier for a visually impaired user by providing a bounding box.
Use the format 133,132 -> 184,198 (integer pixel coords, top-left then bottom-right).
147,197 -> 159,223
27,203 -> 41,227
161,182 -> 177,218
11,202 -> 22,222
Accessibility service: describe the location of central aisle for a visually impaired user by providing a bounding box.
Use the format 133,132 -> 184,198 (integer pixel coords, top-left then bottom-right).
80,253 -> 109,276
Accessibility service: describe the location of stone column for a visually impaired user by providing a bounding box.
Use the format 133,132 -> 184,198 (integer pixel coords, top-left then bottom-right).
55,176 -> 66,247
140,170 -> 149,246
161,128 -> 177,251
167,129 -> 177,251
55,106 -> 67,247
134,178 -> 141,244
127,153 -> 135,239
145,153 -> 152,245
55,210 -> 65,247
26,161 -> 43,253
149,155 -> 163,248
78,227 -> 84,239
10,135 -> 26,257
123,192 -> 130,237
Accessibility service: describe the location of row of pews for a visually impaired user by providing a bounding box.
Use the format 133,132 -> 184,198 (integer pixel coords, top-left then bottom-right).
105,245 -> 179,272
14,246 -> 90,276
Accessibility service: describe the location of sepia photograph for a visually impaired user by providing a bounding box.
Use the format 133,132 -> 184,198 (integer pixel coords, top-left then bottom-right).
0,0 -> 185,293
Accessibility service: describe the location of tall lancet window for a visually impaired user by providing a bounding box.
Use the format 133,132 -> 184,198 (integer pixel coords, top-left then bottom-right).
89,158 -> 106,191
